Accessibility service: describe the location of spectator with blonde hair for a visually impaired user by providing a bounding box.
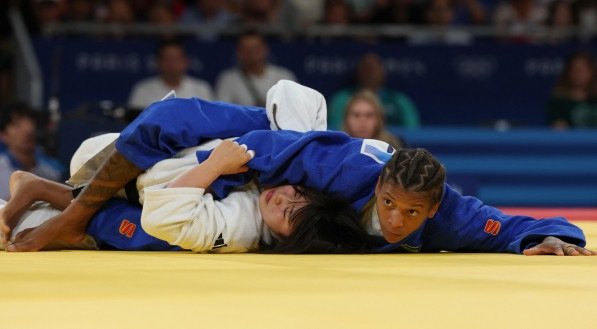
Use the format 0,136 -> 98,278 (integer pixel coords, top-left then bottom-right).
343,90 -> 404,149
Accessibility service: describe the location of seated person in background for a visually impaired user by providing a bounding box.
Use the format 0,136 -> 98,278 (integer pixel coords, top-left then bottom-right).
0,102 -> 64,200
342,90 -> 405,150
547,51 -> 597,129
128,39 -> 214,109
329,52 -> 420,130
215,30 -> 296,106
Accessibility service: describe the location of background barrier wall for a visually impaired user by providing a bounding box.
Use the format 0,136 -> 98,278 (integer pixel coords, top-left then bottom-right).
34,37 -> 597,127
398,127 -> 597,206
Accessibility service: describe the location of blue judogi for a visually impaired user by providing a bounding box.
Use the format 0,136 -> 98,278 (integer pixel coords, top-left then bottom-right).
106,97 -> 586,253
376,185 -> 585,254
87,199 -> 181,251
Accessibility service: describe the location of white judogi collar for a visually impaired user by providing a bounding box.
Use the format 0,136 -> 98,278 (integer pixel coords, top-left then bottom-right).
364,206 -> 384,238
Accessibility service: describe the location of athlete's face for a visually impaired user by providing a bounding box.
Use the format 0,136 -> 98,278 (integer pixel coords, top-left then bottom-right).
259,185 -> 308,238
375,179 -> 440,243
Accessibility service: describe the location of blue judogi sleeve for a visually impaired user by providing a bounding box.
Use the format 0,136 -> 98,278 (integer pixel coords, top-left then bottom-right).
196,130 -> 391,211
376,185 -> 586,254
86,199 -> 182,251
116,97 -> 269,170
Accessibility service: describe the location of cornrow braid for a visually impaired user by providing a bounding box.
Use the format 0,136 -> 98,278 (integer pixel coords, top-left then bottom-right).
380,148 -> 446,204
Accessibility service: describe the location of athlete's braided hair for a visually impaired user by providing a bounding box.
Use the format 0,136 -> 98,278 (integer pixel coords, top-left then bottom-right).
380,148 -> 446,204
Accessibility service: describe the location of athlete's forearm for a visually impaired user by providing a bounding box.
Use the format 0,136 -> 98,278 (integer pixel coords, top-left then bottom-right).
167,160 -> 222,189
73,149 -> 143,215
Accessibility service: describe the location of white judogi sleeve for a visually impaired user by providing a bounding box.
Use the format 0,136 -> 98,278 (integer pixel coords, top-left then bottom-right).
265,80 -> 327,132
140,184 -> 270,253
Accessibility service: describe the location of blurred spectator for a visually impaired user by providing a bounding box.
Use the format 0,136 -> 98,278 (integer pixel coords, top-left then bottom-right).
368,0 -> 416,25
409,0 -> 472,44
215,30 -> 296,106
128,39 -> 214,109
343,0 -> 376,23
576,0 -> 597,41
328,52 -> 420,130
545,0 -> 578,43
493,0 -> 548,42
237,0 -> 283,29
284,0 -> 324,28
452,0 -> 488,25
147,1 -> 176,26
65,0 -> 97,22
342,90 -> 404,149
179,0 -> 235,40
547,51 -> 597,129
104,0 -> 136,24
0,12 -> 12,107
0,103 -> 65,200
322,0 -> 353,25
30,0 -> 66,33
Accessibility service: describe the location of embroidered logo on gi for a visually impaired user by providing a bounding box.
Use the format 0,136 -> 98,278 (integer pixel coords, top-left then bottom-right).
212,233 -> 228,250
484,219 -> 501,236
119,219 -> 137,238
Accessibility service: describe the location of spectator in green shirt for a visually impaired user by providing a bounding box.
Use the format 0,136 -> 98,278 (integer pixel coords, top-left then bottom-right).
547,51 -> 597,129
328,52 -> 420,130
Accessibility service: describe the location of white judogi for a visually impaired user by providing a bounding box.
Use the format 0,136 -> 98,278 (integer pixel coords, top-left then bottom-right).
141,184 -> 272,253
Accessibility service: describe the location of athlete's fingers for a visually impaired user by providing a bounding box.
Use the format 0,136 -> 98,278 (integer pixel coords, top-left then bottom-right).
576,246 -> 595,256
523,246 -> 541,256
240,144 -> 248,151
565,245 -> 580,256
247,150 -> 255,159
553,244 -> 565,256
523,244 -> 556,256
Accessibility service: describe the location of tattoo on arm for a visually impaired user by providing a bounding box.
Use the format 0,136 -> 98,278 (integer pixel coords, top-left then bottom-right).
75,151 -> 143,209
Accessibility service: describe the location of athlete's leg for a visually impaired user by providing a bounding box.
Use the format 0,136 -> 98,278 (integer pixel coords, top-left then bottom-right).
7,149 -> 143,251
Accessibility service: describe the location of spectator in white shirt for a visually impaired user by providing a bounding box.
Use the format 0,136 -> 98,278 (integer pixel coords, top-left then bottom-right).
215,30 -> 296,106
128,39 -> 214,109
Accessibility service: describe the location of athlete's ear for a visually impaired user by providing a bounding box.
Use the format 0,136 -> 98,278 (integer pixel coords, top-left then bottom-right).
427,201 -> 440,219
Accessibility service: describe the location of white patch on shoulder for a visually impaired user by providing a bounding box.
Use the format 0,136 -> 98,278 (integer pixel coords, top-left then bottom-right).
360,139 -> 395,164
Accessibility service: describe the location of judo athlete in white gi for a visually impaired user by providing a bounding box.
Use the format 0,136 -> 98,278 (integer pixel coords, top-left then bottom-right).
1,81 -> 370,253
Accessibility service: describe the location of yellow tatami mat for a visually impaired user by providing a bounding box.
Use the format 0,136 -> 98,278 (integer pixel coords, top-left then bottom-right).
1,221 -> 596,329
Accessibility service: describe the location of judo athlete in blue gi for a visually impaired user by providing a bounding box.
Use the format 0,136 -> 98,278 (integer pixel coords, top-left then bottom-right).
4,84 -> 594,255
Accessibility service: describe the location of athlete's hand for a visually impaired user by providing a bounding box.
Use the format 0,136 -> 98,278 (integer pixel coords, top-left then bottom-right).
207,140 -> 255,175
523,236 -> 596,256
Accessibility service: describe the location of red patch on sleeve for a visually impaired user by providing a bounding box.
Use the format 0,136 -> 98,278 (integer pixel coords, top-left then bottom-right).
118,219 -> 137,238
484,219 -> 501,236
